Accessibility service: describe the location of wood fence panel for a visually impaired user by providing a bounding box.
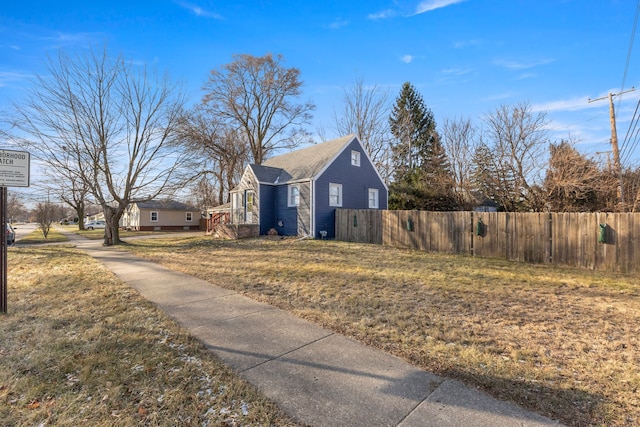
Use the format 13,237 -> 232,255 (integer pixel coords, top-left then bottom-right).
449,212 -> 473,255
505,212 -> 517,261
362,209 -> 382,244
551,213 -> 593,269
416,211 -> 430,251
339,210 -> 640,273
616,213 -> 640,273
552,213 -> 569,267
379,210 -> 471,254
473,212 -> 505,259
369,210 -> 383,245
335,209 -> 343,240
514,212 -> 550,264
593,212 -> 640,273
626,213 -> 640,273
388,210 -> 418,250
336,209 -> 382,244
433,211 -> 470,254
588,213 -> 601,270
550,213 -> 567,267
611,213 -> 627,272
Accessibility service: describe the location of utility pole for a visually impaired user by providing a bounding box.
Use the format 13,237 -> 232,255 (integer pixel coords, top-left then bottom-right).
588,87 -> 635,210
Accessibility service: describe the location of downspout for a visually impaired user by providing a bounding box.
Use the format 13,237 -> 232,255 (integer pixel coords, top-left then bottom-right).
310,178 -> 315,238
256,185 -> 261,232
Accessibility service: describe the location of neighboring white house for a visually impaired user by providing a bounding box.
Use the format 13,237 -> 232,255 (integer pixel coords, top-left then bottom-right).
121,200 -> 200,231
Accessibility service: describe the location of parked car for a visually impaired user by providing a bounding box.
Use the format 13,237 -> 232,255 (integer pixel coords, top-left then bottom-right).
5,224 -> 15,245
84,220 -> 106,230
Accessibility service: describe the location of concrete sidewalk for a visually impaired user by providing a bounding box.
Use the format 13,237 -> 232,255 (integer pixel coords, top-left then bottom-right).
63,231 -> 562,427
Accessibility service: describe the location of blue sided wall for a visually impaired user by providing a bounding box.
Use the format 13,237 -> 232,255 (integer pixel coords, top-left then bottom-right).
272,181 -> 312,236
258,184 -> 276,235
314,139 -> 387,238
273,184 -> 299,236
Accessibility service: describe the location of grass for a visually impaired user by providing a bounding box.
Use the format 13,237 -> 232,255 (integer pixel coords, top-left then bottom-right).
15,227 -> 68,244
0,245 -> 300,426
60,224 -> 188,241
122,236 -> 640,427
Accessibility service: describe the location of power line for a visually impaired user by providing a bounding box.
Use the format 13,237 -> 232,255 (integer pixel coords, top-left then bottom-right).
619,0 -> 640,99
620,97 -> 640,165
618,0 -> 640,166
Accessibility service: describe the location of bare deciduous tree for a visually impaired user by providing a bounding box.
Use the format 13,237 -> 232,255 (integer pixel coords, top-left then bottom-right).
177,107 -> 248,205
41,159 -> 92,229
15,48 -> 192,245
189,176 -> 221,214
34,201 -> 61,239
202,53 -> 315,164
333,77 -> 392,181
544,140 -> 611,212
7,191 -> 27,223
476,102 -> 549,211
441,117 -> 478,209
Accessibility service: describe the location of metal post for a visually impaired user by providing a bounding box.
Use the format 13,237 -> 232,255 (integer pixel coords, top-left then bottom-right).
0,187 -> 7,313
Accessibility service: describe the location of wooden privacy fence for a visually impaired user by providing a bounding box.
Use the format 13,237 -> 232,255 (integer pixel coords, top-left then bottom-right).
335,210 -> 640,273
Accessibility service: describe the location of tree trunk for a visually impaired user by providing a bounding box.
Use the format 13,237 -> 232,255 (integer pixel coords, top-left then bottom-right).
103,205 -> 122,246
77,204 -> 86,230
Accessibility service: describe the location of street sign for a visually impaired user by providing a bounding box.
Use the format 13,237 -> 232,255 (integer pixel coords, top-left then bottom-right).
0,149 -> 30,313
0,149 -> 30,188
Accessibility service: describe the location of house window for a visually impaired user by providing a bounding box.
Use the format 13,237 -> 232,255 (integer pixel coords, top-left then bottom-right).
288,185 -> 300,207
246,191 -> 254,211
368,188 -> 379,209
186,212 -> 193,222
329,183 -> 342,207
150,211 -> 158,222
351,150 -> 361,166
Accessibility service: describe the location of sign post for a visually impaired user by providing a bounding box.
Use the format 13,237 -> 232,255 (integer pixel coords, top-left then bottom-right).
0,149 -> 30,313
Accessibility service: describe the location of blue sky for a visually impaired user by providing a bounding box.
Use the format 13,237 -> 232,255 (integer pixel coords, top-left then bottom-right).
2,0 -> 640,171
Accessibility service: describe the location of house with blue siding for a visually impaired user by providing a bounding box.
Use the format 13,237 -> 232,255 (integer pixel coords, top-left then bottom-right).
229,134 -> 388,238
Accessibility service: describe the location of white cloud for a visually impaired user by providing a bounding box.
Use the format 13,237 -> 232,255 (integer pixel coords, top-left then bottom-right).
174,1 -> 223,19
453,39 -> 481,49
328,19 -> 349,29
531,96 -> 598,113
401,55 -> 414,63
367,9 -> 396,20
370,1 -> 465,19
482,91 -> 517,102
515,72 -> 537,80
41,32 -> 101,44
414,0 -> 466,15
494,58 -> 555,71
441,67 -> 471,76
0,71 -> 31,87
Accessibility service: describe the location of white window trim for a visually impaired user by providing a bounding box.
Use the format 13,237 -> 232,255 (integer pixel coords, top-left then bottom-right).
186,212 -> 193,222
150,211 -> 159,222
288,184 -> 300,207
368,188 -> 379,209
351,150 -> 361,167
329,183 -> 342,207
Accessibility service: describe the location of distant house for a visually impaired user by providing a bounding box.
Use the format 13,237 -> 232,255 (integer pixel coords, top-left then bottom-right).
473,198 -> 499,213
122,200 -> 200,231
229,134 -> 388,239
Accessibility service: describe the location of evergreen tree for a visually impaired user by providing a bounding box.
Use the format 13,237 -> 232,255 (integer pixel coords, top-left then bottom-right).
388,82 -> 456,210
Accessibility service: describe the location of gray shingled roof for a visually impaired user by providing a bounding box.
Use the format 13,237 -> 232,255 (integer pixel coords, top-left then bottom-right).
135,200 -> 198,211
251,134 -> 356,184
249,164 -> 291,184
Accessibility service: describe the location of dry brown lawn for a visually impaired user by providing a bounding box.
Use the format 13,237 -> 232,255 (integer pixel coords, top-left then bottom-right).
0,245 -> 299,426
124,236 -> 640,427
16,228 -> 68,244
